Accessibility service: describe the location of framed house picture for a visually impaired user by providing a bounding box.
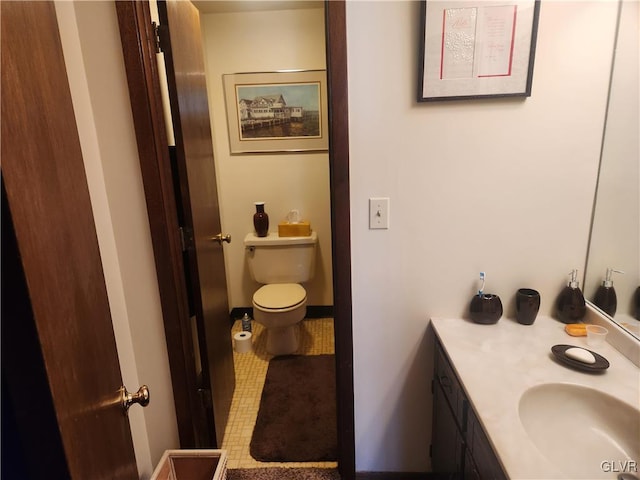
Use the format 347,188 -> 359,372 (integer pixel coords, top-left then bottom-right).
418,0 -> 540,101
223,70 -> 328,154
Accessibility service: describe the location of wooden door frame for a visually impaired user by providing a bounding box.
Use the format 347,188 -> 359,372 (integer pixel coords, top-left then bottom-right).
116,1 -> 209,447
116,0 -> 354,476
325,2 -> 355,477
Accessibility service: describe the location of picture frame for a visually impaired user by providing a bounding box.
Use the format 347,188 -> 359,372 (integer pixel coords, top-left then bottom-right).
223,70 -> 328,154
418,0 -> 540,102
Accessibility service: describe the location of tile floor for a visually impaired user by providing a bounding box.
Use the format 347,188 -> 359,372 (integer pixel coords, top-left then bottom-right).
222,317 -> 338,470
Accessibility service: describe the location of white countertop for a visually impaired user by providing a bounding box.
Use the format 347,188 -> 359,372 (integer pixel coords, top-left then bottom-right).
431,315 -> 640,480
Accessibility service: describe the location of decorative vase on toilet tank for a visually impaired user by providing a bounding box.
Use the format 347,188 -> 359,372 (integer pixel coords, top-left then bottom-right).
253,202 -> 269,237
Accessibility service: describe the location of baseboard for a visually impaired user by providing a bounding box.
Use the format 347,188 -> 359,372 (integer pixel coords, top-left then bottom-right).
355,472 -> 433,480
229,307 -> 253,325
229,305 -> 334,326
306,305 -> 334,318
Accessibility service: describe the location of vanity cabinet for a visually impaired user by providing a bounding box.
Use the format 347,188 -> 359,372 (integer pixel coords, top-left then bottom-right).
431,338 -> 507,480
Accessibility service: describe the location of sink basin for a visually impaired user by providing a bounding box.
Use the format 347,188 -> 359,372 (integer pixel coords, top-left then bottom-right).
519,383 -> 640,478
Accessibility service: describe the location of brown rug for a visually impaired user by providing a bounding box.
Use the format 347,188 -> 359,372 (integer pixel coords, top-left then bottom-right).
250,354 -> 337,462
228,467 -> 340,480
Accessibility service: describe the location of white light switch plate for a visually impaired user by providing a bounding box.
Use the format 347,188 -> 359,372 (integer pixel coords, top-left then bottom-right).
369,197 -> 389,229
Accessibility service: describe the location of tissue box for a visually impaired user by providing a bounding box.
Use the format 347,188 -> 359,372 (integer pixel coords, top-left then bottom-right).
278,221 -> 311,237
150,449 -> 227,480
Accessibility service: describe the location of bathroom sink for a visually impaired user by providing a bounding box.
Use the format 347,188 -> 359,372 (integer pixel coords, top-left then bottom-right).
519,383 -> 640,478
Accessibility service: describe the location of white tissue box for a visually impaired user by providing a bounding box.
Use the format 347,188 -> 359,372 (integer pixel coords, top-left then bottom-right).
278,221 -> 311,237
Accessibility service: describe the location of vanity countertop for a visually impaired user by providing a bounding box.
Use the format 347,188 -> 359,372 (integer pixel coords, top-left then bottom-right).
431,316 -> 640,480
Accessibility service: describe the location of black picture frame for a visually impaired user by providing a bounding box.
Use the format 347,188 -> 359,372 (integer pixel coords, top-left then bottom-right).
418,0 -> 541,102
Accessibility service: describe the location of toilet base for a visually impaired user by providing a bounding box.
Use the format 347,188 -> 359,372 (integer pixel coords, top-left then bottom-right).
265,324 -> 299,356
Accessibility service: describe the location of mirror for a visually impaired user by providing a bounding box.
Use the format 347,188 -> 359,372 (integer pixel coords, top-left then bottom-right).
584,0 -> 639,340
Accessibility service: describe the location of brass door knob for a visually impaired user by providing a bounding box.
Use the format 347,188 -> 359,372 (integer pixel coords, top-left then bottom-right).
121,385 -> 150,413
210,233 -> 231,244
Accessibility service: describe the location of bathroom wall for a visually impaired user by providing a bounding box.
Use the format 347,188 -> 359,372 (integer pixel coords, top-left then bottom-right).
346,0 -> 620,473
55,2 -> 180,478
199,7 -> 334,309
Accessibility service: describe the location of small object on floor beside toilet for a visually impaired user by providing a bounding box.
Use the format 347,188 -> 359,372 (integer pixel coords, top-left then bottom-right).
241,312 -> 252,332
233,331 -> 253,354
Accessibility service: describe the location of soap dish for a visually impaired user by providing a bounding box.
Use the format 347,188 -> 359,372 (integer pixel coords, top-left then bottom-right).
551,344 -> 609,372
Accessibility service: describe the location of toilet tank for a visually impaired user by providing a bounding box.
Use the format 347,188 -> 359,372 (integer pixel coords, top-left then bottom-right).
244,231 -> 317,284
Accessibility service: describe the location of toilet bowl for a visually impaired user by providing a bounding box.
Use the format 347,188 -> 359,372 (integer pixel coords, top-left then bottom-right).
252,283 -> 307,355
244,232 -> 317,356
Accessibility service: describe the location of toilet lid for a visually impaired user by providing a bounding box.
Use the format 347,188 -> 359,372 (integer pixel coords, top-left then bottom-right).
253,283 -> 306,310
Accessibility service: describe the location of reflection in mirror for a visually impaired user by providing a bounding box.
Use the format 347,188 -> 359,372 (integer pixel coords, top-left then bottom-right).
584,0 -> 639,340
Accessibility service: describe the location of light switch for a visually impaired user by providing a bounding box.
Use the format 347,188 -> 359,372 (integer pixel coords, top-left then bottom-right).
369,197 -> 389,229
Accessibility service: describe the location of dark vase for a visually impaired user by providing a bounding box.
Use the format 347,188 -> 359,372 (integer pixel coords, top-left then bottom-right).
253,202 -> 269,237
470,293 -> 503,324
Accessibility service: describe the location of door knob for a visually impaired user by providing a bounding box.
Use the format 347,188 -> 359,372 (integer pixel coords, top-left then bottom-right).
121,385 -> 150,413
210,233 -> 231,244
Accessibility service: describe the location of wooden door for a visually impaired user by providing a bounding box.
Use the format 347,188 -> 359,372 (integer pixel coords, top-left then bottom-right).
157,0 -> 235,446
1,2 -> 138,479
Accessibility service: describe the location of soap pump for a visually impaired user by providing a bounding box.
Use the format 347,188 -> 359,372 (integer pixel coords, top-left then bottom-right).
593,268 -> 624,317
556,269 -> 586,324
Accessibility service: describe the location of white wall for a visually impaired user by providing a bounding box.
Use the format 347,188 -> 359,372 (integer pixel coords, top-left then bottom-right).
200,7 -> 334,309
346,0 -> 619,472
55,2 -> 180,478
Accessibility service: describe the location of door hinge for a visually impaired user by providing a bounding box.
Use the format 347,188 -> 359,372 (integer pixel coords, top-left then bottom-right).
152,22 -> 169,54
152,22 -> 162,53
178,226 -> 186,251
178,226 -> 194,252
197,388 -> 212,409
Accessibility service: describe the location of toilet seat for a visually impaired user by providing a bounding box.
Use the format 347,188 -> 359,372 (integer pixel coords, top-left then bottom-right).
253,283 -> 306,312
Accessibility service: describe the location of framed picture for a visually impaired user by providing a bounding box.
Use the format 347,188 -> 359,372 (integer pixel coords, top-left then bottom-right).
418,0 -> 540,102
223,70 -> 328,154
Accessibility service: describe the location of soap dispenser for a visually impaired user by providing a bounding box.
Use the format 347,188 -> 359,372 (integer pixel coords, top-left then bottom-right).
593,268 -> 624,317
556,269 -> 586,324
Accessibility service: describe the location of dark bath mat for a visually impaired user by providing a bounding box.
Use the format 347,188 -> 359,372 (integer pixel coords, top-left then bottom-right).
228,467 -> 341,480
250,354 -> 337,462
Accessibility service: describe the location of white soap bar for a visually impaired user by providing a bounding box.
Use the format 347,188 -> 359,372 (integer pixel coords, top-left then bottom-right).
565,347 -> 596,364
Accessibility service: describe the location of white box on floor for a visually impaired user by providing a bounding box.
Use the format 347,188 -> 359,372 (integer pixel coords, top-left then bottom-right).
150,449 -> 227,480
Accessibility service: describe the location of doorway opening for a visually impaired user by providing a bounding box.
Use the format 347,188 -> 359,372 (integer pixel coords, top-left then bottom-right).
116,0 -> 354,477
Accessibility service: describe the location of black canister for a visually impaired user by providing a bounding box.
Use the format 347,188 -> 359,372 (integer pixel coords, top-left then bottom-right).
470,293 -> 503,324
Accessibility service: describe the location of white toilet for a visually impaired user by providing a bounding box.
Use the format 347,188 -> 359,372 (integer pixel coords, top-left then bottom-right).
244,231 -> 318,356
